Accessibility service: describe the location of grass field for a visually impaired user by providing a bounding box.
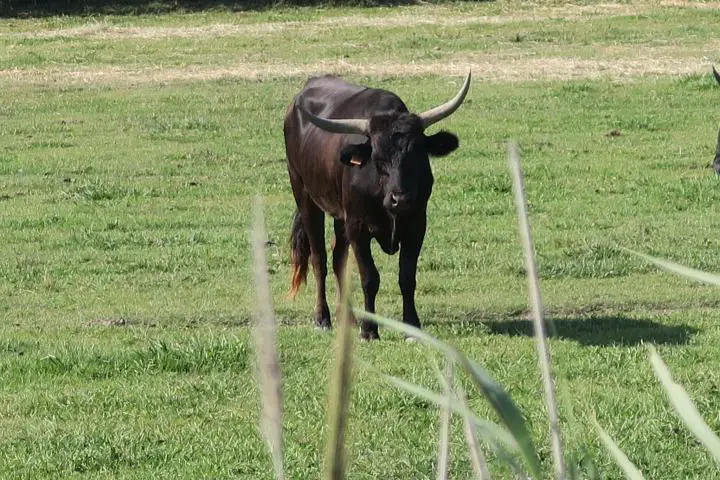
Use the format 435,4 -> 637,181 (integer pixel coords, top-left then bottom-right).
2,1 -> 720,478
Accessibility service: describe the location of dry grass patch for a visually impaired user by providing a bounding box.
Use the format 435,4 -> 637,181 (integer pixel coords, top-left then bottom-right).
1,0 -> 717,88
0,54 -> 713,88
5,2 -> 666,41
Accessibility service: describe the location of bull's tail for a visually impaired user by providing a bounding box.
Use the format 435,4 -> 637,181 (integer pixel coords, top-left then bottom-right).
289,210 -> 310,299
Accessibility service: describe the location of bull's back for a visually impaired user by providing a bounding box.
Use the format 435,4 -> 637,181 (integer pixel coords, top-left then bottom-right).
284,78 -> 358,218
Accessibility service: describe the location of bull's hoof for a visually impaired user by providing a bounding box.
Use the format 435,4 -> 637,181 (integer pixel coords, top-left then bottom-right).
314,318 -> 332,330
314,308 -> 332,331
359,329 -> 380,341
314,324 -> 332,332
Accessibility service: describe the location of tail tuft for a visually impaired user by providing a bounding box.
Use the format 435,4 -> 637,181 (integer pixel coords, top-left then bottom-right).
289,210 -> 310,299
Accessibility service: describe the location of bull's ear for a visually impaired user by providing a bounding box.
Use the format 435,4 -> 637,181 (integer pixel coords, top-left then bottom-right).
426,131 -> 459,157
339,142 -> 371,167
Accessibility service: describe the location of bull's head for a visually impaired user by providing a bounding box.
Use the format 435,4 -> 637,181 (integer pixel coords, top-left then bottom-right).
301,72 -> 471,215
714,66 -> 720,174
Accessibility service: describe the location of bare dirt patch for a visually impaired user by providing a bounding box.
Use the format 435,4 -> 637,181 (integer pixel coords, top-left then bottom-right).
88,317 -> 131,327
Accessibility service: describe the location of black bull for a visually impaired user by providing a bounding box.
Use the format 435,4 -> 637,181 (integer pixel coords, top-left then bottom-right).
284,72 -> 471,340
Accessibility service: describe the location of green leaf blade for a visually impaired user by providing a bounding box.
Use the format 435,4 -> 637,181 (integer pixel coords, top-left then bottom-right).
356,310 -> 541,477
595,422 -> 645,480
649,346 -> 720,465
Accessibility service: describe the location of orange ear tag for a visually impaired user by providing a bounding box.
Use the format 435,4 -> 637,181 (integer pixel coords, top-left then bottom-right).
350,158 -> 362,166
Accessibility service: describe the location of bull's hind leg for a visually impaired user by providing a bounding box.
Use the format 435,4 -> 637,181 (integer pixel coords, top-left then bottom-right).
351,235 -> 380,340
300,197 -> 332,329
332,219 -> 350,319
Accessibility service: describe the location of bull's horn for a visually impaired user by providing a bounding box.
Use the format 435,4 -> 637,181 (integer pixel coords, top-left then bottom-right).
419,71 -> 472,129
300,107 -> 370,135
713,65 -> 720,86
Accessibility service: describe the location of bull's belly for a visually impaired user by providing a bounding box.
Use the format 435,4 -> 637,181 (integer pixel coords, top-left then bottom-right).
307,191 -> 345,219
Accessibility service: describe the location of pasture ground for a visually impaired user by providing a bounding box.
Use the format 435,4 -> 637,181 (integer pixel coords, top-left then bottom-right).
1,1 -> 720,478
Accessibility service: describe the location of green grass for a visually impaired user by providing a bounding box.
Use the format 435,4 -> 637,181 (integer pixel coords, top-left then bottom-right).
2,4 -> 719,73
2,1 -> 720,478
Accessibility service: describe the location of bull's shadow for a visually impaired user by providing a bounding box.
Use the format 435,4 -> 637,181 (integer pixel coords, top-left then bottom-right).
479,315 -> 697,347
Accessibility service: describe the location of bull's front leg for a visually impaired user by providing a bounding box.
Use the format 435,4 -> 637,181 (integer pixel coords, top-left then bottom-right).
351,234 -> 381,340
398,215 -> 426,329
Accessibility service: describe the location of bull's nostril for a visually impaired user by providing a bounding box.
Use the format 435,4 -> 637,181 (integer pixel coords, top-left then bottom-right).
390,194 -> 399,207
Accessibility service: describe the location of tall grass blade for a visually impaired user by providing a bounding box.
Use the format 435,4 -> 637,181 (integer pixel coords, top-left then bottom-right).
455,380 -> 492,479
595,422 -> 645,480
437,360 -> 453,480
250,196 -> 284,480
356,310 -> 540,477
433,361 -> 491,478
507,141 -> 565,480
649,346 -> 720,465
373,365 -> 518,451
622,248 -> 720,286
435,364 -> 530,480
323,262 -> 356,480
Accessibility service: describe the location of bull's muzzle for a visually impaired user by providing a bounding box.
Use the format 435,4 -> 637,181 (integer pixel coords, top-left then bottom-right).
385,192 -> 413,215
